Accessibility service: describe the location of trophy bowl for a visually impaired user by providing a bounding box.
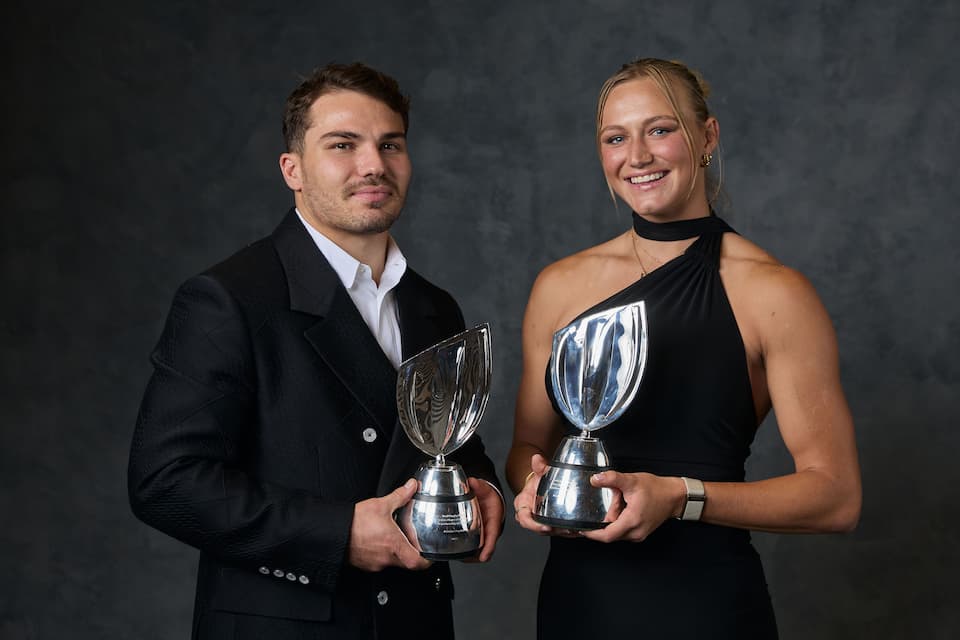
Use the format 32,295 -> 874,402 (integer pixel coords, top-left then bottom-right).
396,324 -> 492,559
533,301 -> 648,530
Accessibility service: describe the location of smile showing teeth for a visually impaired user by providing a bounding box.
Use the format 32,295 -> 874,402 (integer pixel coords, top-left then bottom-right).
629,171 -> 665,184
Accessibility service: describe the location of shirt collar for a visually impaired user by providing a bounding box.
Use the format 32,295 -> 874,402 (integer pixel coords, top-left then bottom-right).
295,209 -> 406,291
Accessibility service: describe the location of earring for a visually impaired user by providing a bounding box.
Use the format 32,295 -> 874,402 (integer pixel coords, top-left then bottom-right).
700,153 -> 713,168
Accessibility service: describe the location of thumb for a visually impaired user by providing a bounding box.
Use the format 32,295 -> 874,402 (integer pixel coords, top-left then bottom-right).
590,469 -> 621,488
385,478 -> 419,510
531,454 -> 549,475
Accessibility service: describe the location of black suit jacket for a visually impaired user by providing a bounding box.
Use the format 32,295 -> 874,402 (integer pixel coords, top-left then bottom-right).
129,210 -> 501,640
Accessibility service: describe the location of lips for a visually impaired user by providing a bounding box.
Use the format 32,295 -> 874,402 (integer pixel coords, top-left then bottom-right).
345,179 -> 395,203
628,171 -> 666,185
351,187 -> 392,202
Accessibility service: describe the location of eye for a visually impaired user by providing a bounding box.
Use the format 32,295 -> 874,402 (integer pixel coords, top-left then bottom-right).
331,141 -> 354,150
381,142 -> 405,152
649,126 -> 674,136
604,135 -> 625,145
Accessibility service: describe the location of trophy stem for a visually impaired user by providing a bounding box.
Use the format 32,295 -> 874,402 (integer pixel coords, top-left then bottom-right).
435,453 -> 446,466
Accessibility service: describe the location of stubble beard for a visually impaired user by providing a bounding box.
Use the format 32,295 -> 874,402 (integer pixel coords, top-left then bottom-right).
302,177 -> 404,235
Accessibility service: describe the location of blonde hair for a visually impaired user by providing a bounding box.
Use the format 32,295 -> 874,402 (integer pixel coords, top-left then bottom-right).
596,58 -> 719,204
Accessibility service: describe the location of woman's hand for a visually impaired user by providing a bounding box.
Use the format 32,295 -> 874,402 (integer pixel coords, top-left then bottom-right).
514,455 -> 629,538
512,454 -> 553,534
581,471 -> 685,543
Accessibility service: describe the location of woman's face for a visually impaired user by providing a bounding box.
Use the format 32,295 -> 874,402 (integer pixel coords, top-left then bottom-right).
598,77 -> 716,220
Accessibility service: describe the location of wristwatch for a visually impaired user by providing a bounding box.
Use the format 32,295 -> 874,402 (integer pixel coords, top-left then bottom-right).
678,477 -> 706,521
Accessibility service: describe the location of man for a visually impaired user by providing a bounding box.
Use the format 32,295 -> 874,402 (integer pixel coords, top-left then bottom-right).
128,62 -> 503,640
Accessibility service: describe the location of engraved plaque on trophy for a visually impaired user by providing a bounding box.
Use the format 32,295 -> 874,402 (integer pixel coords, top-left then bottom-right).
533,301 -> 648,530
396,324 -> 492,559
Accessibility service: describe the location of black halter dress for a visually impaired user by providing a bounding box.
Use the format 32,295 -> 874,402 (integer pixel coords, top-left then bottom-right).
537,214 -> 778,639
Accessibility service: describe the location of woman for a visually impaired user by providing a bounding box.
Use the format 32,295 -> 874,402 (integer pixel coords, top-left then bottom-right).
508,58 -> 861,638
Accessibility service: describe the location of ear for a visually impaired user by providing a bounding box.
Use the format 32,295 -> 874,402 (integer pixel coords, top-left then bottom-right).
702,117 -> 719,156
279,152 -> 303,191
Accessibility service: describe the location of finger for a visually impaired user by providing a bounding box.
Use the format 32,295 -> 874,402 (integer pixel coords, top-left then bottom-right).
581,520 -> 620,542
531,454 -> 549,475
514,504 -> 551,534
477,514 -> 502,562
589,470 -> 625,488
395,534 -> 432,570
384,478 -> 418,511
604,495 -> 625,523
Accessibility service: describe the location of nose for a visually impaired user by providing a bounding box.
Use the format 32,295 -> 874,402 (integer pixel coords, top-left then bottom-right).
628,139 -> 653,167
357,144 -> 387,177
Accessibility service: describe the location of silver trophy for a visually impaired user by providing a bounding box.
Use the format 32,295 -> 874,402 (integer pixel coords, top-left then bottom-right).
533,301 -> 648,530
396,324 -> 492,559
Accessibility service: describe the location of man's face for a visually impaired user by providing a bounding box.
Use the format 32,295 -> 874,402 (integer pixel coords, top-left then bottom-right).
281,90 -> 411,240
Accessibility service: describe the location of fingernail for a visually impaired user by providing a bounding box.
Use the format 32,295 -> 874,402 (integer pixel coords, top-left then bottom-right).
404,478 -> 416,489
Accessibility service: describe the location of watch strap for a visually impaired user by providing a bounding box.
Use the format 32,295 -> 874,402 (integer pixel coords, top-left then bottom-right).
679,477 -> 706,521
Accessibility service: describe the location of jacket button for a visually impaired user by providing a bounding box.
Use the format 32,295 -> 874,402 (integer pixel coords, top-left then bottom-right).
435,577 -> 442,591
362,428 -> 378,443
376,590 -> 389,605
286,572 -> 297,581
299,575 -> 310,585
273,569 -> 285,578
258,566 -> 270,575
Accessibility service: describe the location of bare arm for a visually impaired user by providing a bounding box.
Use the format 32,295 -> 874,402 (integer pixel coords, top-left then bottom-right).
506,269 -> 569,495
585,264 -> 861,542
697,265 -> 861,533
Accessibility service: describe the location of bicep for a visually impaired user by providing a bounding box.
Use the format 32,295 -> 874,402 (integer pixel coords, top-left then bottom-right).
760,274 -> 858,480
511,278 -> 567,455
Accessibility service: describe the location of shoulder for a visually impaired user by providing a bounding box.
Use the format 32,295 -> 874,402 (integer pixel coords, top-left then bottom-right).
721,234 -> 819,304
721,234 -> 835,350
202,237 -> 285,301
162,236 -> 285,344
531,236 -> 624,302
525,235 -> 629,332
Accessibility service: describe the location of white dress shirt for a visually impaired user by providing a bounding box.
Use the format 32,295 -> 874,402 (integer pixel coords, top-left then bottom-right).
296,210 -> 406,368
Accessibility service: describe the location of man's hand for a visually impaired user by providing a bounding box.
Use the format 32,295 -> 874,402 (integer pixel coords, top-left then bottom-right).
468,478 -> 504,562
348,479 -> 432,572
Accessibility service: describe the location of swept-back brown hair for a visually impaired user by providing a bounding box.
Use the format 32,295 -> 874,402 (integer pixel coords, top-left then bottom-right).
282,62 -> 410,153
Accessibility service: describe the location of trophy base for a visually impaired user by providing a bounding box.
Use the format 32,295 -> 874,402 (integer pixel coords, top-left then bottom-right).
398,463 -> 483,560
420,548 -> 481,561
533,435 -> 617,530
530,513 -> 610,531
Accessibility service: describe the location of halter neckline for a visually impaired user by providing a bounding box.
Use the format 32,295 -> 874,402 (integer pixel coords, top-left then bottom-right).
632,212 -> 730,241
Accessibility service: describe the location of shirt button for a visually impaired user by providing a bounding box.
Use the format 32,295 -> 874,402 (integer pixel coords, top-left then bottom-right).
273,569 -> 285,578
299,575 -> 310,585
258,566 -> 270,575
435,577 -> 442,591
286,572 -> 297,581
362,428 -> 378,443
376,590 -> 389,606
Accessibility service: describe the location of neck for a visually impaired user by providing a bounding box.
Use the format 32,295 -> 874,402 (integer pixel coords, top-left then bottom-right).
334,232 -> 391,284
297,210 -> 391,284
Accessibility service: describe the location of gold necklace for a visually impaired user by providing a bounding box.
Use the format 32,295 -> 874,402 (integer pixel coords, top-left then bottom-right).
630,234 -> 663,278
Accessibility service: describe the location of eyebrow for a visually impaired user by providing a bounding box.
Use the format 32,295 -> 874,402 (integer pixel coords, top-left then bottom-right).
319,130 -> 407,141
599,115 -> 678,135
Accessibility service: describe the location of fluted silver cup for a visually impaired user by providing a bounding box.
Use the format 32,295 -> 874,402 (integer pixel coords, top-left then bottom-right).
396,324 -> 492,559
533,301 -> 648,530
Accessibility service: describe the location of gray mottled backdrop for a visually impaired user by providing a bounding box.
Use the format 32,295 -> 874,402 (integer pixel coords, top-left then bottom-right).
2,1 -> 958,638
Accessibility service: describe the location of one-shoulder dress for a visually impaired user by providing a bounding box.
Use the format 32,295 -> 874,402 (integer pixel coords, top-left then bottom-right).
537,214 -> 778,639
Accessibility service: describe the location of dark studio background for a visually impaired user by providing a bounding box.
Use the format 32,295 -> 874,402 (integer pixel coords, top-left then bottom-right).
2,1 -> 958,638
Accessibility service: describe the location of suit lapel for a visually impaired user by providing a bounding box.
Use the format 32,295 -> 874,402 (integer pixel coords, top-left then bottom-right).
272,210 -> 398,438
